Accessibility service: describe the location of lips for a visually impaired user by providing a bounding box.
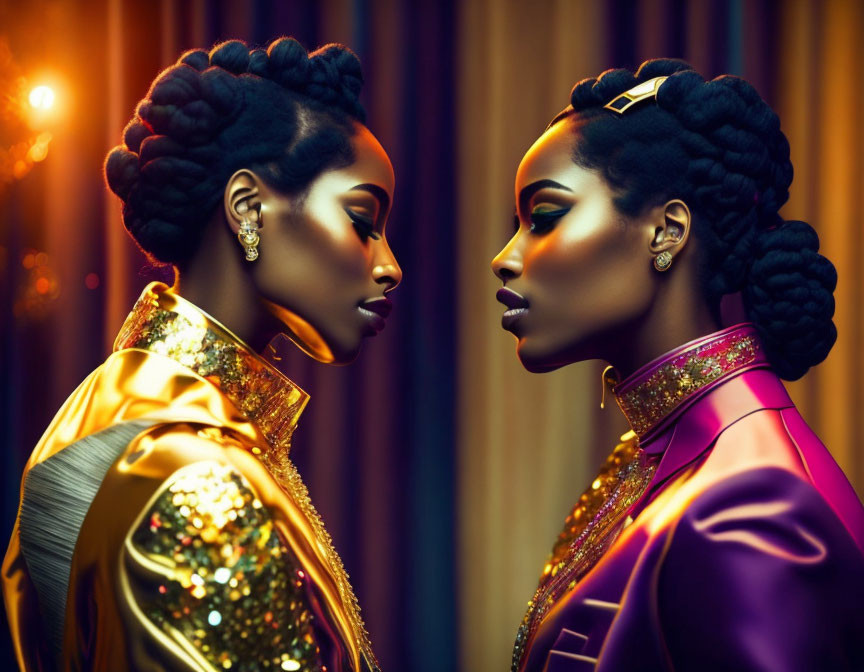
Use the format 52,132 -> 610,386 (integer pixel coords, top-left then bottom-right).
358,296 -> 392,335
360,296 -> 393,318
496,287 -> 529,332
496,288 -> 528,310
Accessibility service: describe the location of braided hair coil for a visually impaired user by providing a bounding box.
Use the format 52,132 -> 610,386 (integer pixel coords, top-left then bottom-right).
104,37 -> 366,267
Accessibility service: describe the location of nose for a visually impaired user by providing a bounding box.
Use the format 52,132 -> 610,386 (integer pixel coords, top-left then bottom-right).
491,237 -> 524,282
372,242 -> 402,293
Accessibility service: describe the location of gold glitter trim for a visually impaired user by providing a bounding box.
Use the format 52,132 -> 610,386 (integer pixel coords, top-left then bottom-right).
512,432 -> 656,672
115,283 -> 379,672
613,328 -> 760,438
261,449 -> 379,671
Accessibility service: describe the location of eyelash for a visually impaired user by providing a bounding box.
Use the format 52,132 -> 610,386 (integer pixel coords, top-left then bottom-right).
513,206 -> 571,234
346,210 -> 381,241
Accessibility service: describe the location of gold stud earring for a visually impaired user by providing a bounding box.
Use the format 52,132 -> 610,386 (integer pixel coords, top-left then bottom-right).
653,250 -> 673,272
238,215 -> 260,261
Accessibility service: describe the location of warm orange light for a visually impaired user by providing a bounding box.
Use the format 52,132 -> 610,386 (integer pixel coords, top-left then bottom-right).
29,85 -> 55,110
12,160 -> 29,180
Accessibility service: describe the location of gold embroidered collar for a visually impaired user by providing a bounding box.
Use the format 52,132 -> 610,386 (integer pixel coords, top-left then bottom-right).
114,282 -> 309,455
612,323 -> 767,441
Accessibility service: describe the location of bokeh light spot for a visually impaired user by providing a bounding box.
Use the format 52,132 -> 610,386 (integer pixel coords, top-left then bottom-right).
29,85 -> 55,110
28,145 -> 48,162
35,277 -> 50,294
85,272 -> 100,290
13,161 -> 29,179
26,133 -> 52,163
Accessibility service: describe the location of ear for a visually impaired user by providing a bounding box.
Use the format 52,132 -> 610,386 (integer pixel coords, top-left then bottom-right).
223,169 -> 262,233
648,199 -> 691,259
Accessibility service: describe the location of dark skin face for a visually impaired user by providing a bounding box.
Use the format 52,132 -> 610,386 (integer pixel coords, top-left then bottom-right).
178,122 -> 401,365
492,115 -> 718,377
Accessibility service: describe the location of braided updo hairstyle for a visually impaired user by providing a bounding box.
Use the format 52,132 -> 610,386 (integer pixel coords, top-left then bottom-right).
553,58 -> 836,381
105,38 -> 366,267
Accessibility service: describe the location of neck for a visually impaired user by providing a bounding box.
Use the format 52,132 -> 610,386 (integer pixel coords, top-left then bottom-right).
115,281 -> 310,455
173,216 -> 284,353
605,259 -> 720,380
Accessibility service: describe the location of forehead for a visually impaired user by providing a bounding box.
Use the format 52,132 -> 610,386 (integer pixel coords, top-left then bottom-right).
337,122 -> 395,195
515,116 -> 585,193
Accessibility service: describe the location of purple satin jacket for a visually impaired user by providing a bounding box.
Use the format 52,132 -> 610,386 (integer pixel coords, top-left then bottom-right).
520,324 -> 864,672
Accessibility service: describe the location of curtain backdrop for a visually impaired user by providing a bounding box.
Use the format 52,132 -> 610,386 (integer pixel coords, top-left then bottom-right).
1,2 -> 861,671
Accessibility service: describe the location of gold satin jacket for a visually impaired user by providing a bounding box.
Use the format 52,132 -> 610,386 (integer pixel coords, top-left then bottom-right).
2,282 -> 378,672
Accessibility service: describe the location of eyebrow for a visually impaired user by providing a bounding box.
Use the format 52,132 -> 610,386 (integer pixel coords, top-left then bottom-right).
518,179 -> 573,212
350,183 -> 391,214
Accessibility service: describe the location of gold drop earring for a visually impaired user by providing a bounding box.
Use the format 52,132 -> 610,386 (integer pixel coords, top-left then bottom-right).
600,365 -> 620,409
238,214 -> 260,261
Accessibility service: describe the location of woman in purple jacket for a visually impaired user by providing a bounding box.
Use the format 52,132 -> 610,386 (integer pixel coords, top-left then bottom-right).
492,59 -> 864,672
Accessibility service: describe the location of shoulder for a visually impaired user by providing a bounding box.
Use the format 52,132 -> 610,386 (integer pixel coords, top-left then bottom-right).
709,407 -> 808,476
32,346 -> 257,465
655,467 -> 864,670
669,465 -> 860,565
82,421 -> 275,538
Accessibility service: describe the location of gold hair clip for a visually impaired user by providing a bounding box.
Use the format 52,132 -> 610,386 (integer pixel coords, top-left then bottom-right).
603,76 -> 668,114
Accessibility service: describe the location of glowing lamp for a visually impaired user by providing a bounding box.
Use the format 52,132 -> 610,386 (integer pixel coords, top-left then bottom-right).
29,85 -> 55,110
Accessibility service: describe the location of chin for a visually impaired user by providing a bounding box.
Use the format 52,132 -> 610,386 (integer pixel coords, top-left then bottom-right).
516,333 -> 594,373
277,326 -> 362,366
515,339 -> 567,374
328,344 -> 362,366
319,329 -> 366,366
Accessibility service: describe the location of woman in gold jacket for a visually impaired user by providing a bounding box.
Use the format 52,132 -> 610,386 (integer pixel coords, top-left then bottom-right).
3,37 -> 400,672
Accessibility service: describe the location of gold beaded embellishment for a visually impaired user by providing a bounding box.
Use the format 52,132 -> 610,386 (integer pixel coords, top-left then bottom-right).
116,284 -> 380,672
259,448 -> 379,671
512,433 -> 657,672
129,461 -> 324,671
613,328 -> 760,439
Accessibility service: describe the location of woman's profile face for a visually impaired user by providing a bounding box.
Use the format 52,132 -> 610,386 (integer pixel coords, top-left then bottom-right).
251,123 -> 400,364
491,116 -> 657,373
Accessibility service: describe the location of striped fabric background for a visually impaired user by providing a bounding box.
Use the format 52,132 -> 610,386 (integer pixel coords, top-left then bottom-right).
1,1 -> 861,669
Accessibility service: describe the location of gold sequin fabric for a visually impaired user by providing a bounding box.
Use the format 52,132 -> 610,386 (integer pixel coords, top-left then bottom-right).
116,283 -> 379,672
512,433 -> 657,672
130,461 -> 323,672
613,326 -> 761,439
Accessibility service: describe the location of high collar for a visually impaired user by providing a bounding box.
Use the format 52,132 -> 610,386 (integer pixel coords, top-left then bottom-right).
612,323 -> 769,444
114,282 -> 309,456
